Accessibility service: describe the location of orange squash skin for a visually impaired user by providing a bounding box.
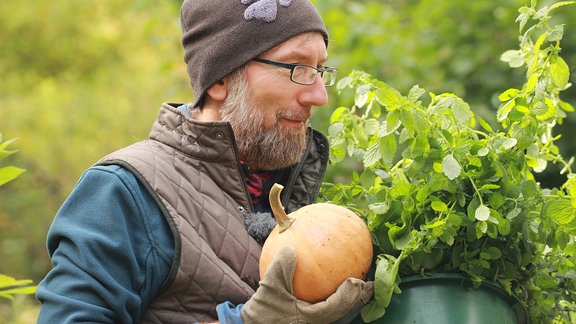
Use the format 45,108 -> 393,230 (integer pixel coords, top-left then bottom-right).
259,202 -> 373,303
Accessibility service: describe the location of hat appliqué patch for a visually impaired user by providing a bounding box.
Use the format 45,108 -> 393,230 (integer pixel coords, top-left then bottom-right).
241,0 -> 293,22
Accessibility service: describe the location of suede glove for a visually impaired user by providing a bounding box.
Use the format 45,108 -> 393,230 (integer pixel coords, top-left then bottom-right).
241,246 -> 373,324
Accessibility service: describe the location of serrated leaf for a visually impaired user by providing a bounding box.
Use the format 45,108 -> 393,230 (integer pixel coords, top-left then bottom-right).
450,97 -> 472,125
399,108 -> 416,131
377,86 -> 403,110
355,84 -> 372,108
379,135 -> 397,167
363,142 -> 381,168
442,154 -> 462,180
544,198 -> 576,232
407,85 -> 425,103
378,119 -> 400,138
328,122 -> 344,138
548,24 -> 565,42
336,76 -> 353,91
364,119 -> 380,136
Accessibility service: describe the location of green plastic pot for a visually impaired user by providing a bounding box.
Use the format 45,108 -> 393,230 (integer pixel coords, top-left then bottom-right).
354,273 -> 528,324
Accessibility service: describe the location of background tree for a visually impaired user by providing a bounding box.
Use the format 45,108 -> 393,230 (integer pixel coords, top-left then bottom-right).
0,0 -> 574,315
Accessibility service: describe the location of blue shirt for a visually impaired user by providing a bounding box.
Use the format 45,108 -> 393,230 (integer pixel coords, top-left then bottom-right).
36,164 -> 174,323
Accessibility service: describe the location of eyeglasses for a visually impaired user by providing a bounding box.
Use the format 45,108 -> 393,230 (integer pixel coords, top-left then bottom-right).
252,58 -> 338,87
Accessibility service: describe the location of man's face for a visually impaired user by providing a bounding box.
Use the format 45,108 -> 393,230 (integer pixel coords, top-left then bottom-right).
220,32 -> 328,171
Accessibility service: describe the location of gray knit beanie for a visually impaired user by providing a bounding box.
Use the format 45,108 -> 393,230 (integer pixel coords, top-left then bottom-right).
180,0 -> 329,107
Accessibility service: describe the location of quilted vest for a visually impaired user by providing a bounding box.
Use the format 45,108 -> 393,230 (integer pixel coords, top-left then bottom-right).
97,103 -> 328,323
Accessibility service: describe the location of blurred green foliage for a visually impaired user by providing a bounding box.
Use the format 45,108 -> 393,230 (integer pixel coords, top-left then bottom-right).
0,0 -> 575,304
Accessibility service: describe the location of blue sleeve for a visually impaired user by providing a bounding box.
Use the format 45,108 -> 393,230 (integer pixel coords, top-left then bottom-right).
216,302 -> 244,324
36,165 -> 174,324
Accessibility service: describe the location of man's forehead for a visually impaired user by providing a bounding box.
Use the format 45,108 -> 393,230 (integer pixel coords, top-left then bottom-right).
268,33 -> 328,61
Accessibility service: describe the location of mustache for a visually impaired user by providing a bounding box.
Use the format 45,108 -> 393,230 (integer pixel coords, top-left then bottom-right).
276,110 -> 311,123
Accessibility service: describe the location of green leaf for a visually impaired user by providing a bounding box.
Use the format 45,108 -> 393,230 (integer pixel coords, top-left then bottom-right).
475,205 -> 490,221
431,200 -> 448,212
355,84 -> 372,108
549,1 -> 576,13
336,76 -> 353,91
329,107 -> 348,123
559,100 -> 575,112
364,119 -> 380,136
328,122 -> 344,138
500,50 -> 524,68
516,6 -> 531,32
360,253 -> 405,322
488,192 -> 504,209
0,274 -> 36,300
399,108 -> 416,131
369,202 -> 390,215
550,55 -> 570,89
498,88 -> 520,101
506,208 -> 521,220
498,218 -> 511,235
547,24 -> 564,42
477,147 -> 489,157
379,135 -> 397,166
407,85 -> 425,103
478,184 -> 500,192
480,247 -> 502,260
497,100 -> 516,122
0,166 -> 26,186
442,154 -> 462,180
477,115 -> 494,133
364,142 -> 381,168
450,97 -> 472,125
543,198 -> 576,232
378,119 -> 400,138
376,86 -> 403,110
502,138 -> 518,150
410,133 -> 430,157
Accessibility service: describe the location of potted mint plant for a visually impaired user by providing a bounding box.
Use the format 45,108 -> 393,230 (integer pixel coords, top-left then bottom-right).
321,1 -> 576,323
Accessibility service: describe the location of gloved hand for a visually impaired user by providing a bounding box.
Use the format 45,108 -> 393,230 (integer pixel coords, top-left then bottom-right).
241,246 -> 373,324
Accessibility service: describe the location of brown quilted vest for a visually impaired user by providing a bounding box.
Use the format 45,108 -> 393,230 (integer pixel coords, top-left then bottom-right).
97,103 -> 328,323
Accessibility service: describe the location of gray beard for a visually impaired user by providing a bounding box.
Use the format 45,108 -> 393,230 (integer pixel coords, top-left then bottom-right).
220,73 -> 308,170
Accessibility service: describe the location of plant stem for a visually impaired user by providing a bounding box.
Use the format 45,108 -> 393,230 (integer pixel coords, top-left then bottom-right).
467,175 -> 484,206
269,183 -> 295,233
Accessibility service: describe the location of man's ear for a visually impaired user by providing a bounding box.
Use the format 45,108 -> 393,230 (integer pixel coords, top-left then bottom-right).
206,78 -> 229,102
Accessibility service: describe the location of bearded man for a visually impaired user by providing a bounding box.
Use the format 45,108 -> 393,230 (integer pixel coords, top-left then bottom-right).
36,1 -> 372,323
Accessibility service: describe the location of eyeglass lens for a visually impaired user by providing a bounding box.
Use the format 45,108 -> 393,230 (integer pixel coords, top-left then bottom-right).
292,66 -> 336,86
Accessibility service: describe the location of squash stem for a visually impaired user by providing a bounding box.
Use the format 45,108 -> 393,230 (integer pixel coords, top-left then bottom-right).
269,183 -> 295,233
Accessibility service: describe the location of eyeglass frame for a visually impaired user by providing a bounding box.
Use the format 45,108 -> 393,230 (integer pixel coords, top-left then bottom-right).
252,58 -> 338,87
